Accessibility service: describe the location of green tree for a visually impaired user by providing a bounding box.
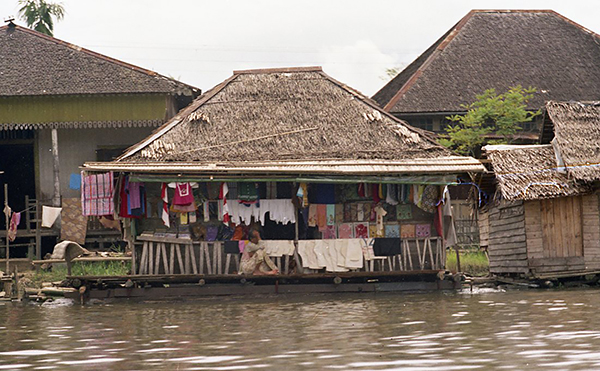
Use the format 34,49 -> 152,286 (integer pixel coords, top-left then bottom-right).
18,0 -> 65,37
439,85 -> 541,157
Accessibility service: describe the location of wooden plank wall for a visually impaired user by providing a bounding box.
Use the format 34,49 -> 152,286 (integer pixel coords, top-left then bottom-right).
583,194 -> 600,270
526,196 -> 589,274
478,210 -> 489,248
488,200 -> 529,274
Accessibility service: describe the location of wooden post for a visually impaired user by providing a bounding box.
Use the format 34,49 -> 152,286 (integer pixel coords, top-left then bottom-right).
4,184 -> 9,275
35,200 -> 41,260
454,246 -> 461,273
293,189 -> 303,274
51,128 -> 61,207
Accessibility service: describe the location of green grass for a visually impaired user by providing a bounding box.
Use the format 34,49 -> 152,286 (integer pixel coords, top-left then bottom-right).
30,260 -> 131,287
446,249 -> 489,276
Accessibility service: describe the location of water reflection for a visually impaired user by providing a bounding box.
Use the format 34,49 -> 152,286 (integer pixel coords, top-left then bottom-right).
2,289 -> 600,369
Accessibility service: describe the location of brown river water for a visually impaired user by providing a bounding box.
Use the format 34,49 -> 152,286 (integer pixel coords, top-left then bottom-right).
1,287 -> 600,370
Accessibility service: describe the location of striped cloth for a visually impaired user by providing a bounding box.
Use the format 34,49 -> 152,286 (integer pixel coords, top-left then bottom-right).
81,171 -> 114,216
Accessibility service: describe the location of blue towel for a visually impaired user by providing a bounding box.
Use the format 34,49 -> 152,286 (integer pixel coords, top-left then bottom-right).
69,173 -> 81,190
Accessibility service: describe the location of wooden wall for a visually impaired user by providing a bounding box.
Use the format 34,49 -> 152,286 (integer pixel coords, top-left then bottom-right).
478,210 -> 489,248
487,200 -> 529,274
582,194 -> 600,270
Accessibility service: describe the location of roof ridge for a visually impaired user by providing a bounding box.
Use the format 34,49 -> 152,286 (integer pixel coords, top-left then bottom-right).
233,66 -> 322,75
0,24 -> 198,92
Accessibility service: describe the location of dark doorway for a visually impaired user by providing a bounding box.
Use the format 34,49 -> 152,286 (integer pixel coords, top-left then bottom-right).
0,142 -> 36,230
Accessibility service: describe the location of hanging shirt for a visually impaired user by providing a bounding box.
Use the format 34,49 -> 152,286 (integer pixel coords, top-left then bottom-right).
173,182 -> 195,206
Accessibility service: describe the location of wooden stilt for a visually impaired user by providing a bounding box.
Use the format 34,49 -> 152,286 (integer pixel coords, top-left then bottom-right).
199,242 -> 205,274
169,244 -> 175,274
175,244 -> 184,274
154,242 -> 161,275
427,238 -> 435,270
139,242 -> 148,275
188,244 -> 198,274
184,243 -> 190,274
161,243 -> 169,274
204,243 -> 212,275
224,254 -> 231,274
148,242 -> 154,275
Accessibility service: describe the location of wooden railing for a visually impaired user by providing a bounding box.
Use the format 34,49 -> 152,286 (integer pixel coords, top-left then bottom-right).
132,236 -> 445,276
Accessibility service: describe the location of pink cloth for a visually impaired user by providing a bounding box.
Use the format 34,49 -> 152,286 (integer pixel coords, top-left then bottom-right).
128,182 -> 141,209
322,225 -> 337,239
173,183 -> 194,205
81,171 -> 114,216
7,212 -> 20,242
338,223 -> 354,239
354,223 -> 368,239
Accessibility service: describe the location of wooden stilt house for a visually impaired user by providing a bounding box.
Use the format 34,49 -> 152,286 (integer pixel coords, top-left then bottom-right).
482,101 -> 600,278
79,67 -> 484,294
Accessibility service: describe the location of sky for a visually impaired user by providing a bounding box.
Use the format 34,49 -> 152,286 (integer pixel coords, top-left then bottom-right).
2,0 -> 600,96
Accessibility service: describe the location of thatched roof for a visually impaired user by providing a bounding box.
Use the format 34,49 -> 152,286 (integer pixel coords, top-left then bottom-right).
83,67 -> 485,176
484,144 -> 591,201
546,101 -> 600,182
0,23 -> 198,97
373,10 -> 600,114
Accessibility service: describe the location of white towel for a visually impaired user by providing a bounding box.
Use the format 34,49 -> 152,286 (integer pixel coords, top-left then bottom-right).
344,239 -> 364,269
298,240 -> 322,269
42,206 -> 62,228
263,240 -> 295,257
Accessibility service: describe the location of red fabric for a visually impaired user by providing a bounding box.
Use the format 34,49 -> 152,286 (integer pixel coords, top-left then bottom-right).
357,183 -> 365,198
371,184 -> 381,203
173,183 -> 194,205
434,203 -> 443,238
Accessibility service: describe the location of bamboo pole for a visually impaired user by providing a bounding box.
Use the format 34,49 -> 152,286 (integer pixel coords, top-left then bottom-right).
51,129 -> 61,207
4,184 -> 9,274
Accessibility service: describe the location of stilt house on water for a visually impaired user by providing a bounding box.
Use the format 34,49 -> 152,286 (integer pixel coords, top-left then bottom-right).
482,101 -> 600,279
0,22 -> 199,260
80,67 -> 485,297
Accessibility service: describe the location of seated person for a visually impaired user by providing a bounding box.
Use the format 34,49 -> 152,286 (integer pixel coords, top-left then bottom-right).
240,230 -> 279,275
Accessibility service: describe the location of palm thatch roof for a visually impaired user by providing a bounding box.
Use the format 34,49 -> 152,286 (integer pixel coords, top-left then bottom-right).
484,144 -> 591,201
546,101 -> 600,182
83,67 -> 485,177
373,10 -> 600,114
0,23 -> 198,97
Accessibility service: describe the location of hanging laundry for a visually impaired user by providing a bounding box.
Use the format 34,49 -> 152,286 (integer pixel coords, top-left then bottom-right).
338,223 -> 354,239
189,211 -> 197,224
335,204 -> 344,223
357,183 -> 365,198
81,171 -> 114,216
326,204 -> 335,225
396,204 -> 412,220
322,225 -> 337,239
354,223 -> 369,239
127,181 -> 142,209
203,201 -> 210,222
180,212 -> 188,225
41,206 -> 61,228
161,183 -> 170,227
308,204 -> 318,227
385,224 -> 400,238
416,224 -> 431,238
219,182 -> 230,225
173,182 -> 195,205
343,203 -> 352,222
371,184 -> 381,203
418,185 -> 440,214
374,204 -> 387,237
297,183 -> 309,207
238,182 -> 259,202
316,204 -> 327,230
357,203 -> 365,222
312,184 -> 336,204
401,224 -> 416,238
386,184 -> 399,205
7,211 -> 20,242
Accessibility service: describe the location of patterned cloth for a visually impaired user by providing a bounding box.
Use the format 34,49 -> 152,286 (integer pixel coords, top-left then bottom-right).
61,198 -> 87,245
81,171 -> 114,216
354,223 -> 369,239
385,224 -> 400,238
400,224 -> 416,239
416,224 -> 431,238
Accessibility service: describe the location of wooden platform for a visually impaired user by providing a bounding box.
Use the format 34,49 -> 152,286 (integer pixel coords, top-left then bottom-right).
64,270 -> 458,301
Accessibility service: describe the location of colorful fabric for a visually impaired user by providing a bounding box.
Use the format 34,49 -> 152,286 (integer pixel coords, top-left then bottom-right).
322,225 -> 337,239
220,182 -> 230,225
317,204 -> 327,230
400,224 -> 416,238
386,184 -> 399,205
397,204 -> 412,220
385,224 -> 400,238
326,204 -> 335,225
161,183 -> 170,227
81,171 -> 114,216
238,182 -> 259,201
374,205 -> 387,237
335,204 -> 344,223
354,223 -> 369,239
371,184 -> 381,203
338,223 -> 354,238
357,203 -> 365,222
308,204 -> 318,227
7,211 -> 20,242
173,183 -> 195,205
343,203 -> 352,222
416,224 -> 431,238
419,185 -> 440,214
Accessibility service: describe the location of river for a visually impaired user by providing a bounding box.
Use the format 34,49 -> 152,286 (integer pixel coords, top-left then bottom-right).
1,287 -> 600,370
